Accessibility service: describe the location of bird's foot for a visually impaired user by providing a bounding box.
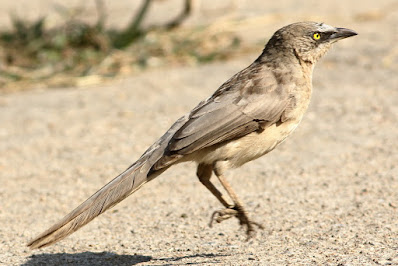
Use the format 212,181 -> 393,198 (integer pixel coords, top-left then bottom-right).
209,206 -> 264,240
210,207 -> 238,225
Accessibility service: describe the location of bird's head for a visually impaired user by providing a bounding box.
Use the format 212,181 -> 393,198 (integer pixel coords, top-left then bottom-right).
263,22 -> 357,65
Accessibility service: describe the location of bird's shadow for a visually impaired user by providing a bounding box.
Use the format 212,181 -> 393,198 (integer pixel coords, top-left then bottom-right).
22,252 -> 152,266
22,251 -> 226,266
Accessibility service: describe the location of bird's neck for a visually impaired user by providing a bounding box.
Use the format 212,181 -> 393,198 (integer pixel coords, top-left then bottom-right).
256,48 -> 314,86
255,48 -> 314,111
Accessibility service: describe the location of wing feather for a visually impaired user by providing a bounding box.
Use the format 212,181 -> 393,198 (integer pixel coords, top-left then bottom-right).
167,64 -> 291,155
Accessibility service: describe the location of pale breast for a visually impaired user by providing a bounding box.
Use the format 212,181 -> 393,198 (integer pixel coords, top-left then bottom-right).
195,117 -> 302,168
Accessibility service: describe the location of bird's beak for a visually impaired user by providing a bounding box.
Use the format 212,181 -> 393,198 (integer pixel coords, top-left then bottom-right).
330,27 -> 358,41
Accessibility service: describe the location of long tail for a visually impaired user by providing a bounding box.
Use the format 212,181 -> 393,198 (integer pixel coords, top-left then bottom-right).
27,159 -> 153,249
27,116 -> 188,249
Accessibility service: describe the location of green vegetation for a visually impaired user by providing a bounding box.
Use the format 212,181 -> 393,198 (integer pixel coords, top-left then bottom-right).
0,1 -> 244,91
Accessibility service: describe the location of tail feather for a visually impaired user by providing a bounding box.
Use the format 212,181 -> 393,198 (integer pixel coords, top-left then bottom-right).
27,115 -> 189,249
27,160 -> 150,249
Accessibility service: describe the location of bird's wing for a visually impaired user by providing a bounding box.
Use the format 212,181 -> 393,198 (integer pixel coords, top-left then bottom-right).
167,65 -> 291,155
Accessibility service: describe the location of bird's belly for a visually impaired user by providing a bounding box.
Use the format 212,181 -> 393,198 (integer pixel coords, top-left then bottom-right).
196,119 -> 301,168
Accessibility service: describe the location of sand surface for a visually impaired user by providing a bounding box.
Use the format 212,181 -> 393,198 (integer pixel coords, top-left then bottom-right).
1,1 -> 398,265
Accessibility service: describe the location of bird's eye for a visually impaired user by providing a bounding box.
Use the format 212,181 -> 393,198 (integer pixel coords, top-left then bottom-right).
313,32 -> 321,40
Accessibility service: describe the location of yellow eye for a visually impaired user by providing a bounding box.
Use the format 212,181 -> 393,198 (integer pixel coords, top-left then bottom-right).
313,33 -> 321,40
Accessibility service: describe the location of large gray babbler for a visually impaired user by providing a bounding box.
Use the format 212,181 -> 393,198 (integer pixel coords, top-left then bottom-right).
28,22 -> 357,249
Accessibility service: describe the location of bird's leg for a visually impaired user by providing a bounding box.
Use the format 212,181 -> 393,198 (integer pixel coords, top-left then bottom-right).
197,163 -> 232,209
212,161 -> 264,240
197,163 -> 241,224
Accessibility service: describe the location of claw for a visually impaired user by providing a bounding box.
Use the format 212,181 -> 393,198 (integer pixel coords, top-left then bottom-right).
209,207 -> 238,227
208,206 -> 264,239
243,220 -> 264,241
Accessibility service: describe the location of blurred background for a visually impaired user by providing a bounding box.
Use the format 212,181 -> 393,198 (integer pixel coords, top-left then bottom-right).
1,1 -> 397,265
0,0 -> 396,92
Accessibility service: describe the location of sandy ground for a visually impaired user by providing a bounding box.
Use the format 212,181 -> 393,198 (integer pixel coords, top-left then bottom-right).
1,1 -> 398,265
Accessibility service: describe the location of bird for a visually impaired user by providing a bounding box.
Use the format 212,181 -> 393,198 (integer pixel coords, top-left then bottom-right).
27,22 -> 357,249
